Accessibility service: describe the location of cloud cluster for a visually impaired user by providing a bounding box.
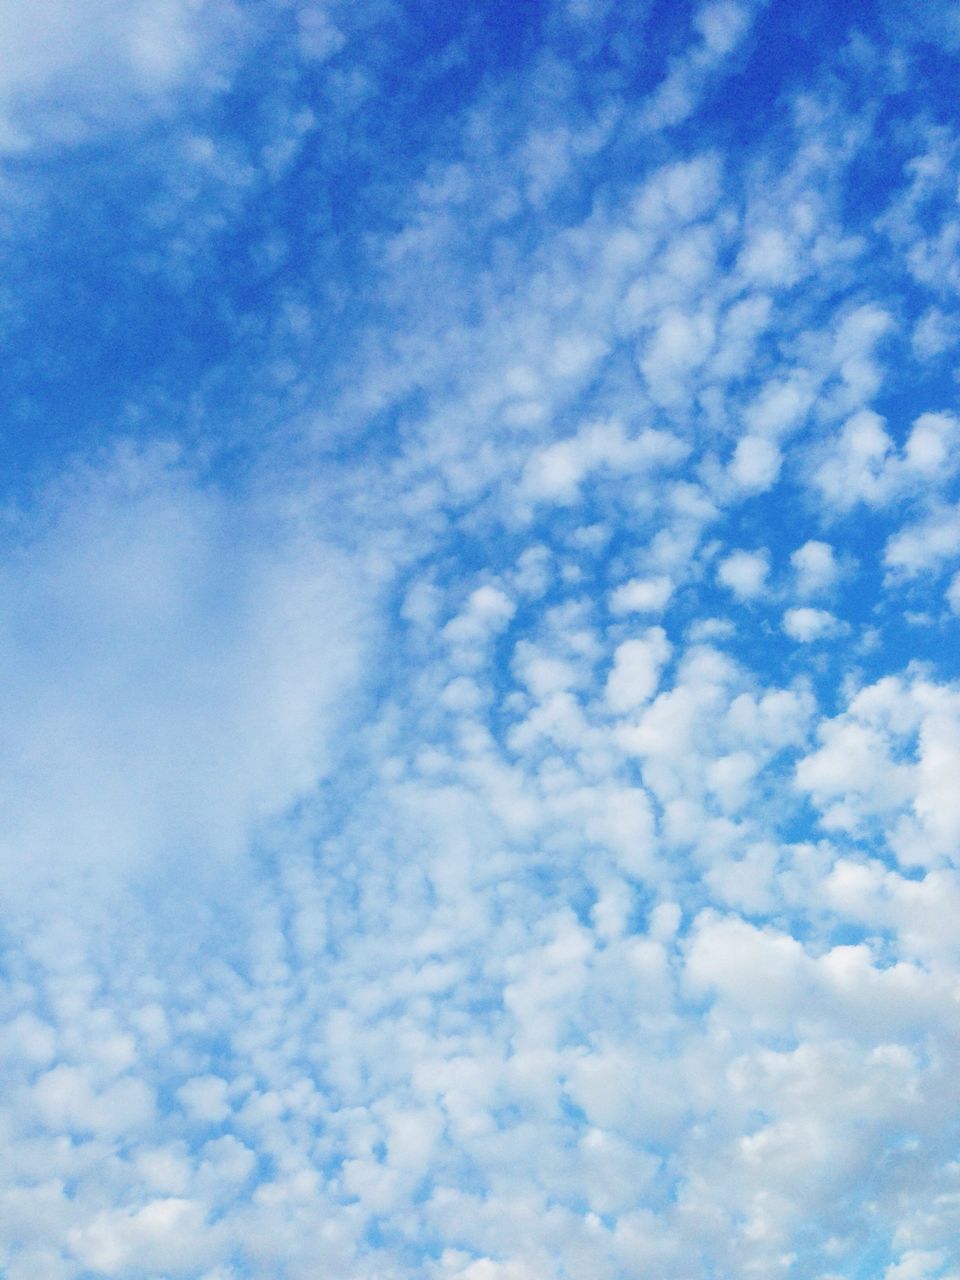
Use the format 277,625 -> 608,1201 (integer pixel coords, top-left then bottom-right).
2,1 -> 960,1278
0,442 -> 380,919
0,0 -> 252,150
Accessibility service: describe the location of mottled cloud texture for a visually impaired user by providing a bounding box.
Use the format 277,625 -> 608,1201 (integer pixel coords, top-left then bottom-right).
2,2 -> 960,1278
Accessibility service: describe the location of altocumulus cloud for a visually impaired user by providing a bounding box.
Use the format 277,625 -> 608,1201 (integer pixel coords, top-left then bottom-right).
2,2 -> 960,1279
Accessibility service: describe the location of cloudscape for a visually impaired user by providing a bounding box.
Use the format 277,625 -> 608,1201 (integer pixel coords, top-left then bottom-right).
2,2 -> 960,1277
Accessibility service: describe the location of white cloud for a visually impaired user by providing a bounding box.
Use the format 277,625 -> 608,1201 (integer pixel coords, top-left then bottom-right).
4,7 -> 960,1279
903,412 -> 960,475
33,1064 -> 155,1137
608,576 -> 674,614
0,444 -> 377,908
884,1251 -> 955,1280
705,750 -> 759,813
782,606 -> 840,642
686,617 -> 735,642
444,585 -> 517,646
813,409 -> 894,508
640,308 -> 715,406
728,435 -> 782,493
717,549 -> 769,599
736,227 -> 800,286
639,0 -> 753,130
522,422 -> 686,505
796,676 -> 960,867
744,374 -> 816,438
0,0 -> 250,150
68,1197 -> 220,1276
912,307 -> 960,359
629,154 -> 723,228
790,540 -> 839,596
884,504 -> 960,578
814,411 -> 960,513
694,0 -> 751,55
177,1076 -> 232,1125
604,628 -> 672,714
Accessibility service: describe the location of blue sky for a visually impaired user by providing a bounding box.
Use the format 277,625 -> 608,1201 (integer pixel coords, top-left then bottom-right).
2,2 -> 960,1278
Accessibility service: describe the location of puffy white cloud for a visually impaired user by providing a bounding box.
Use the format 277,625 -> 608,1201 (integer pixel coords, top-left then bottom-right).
796,718 -> 912,833
68,1197 -> 220,1276
813,409 -> 894,508
782,606 -> 841,642
604,628 -> 672,713
728,435 -> 782,493
912,307 -> 960,360
904,412 -> 960,474
4,5 -> 960,1278
640,308 -> 716,405
717,549 -> 769,599
608,576 -> 674,614
444,585 -> 517,646
177,1076 -> 232,1125
737,227 -> 801,286
695,0 -> 751,55
0,1013 -> 57,1067
32,1064 -> 155,1137
796,676 -> 960,867
884,504 -> 960,579
790,540 -> 839,596
684,911 -> 808,1020
814,411 -> 960,513
521,422 -> 686,506
743,374 -> 816,438
884,1250 -> 958,1280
